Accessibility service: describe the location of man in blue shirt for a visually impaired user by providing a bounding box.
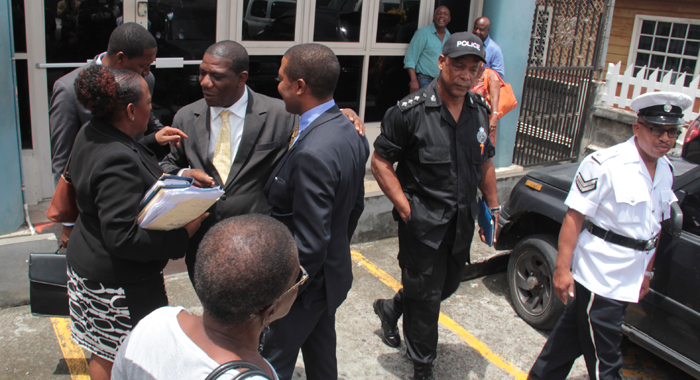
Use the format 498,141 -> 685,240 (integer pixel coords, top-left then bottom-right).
404,6 -> 451,93
262,43 -> 369,380
473,17 -> 505,79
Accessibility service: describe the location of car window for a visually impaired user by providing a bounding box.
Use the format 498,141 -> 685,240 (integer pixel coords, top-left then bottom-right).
250,0 -> 268,17
682,190 -> 700,236
271,2 -> 295,18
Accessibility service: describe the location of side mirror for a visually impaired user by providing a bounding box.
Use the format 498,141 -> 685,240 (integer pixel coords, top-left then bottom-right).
661,202 -> 683,238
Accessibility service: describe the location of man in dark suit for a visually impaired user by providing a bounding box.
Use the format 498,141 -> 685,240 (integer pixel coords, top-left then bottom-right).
261,43 -> 369,380
49,22 -> 171,248
160,41 -> 292,281
159,41 -> 364,281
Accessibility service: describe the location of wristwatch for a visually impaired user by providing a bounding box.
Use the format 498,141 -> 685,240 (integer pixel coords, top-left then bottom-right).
644,270 -> 654,279
489,206 -> 502,214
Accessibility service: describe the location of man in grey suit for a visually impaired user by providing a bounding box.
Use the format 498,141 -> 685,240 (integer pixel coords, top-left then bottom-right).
50,23 -> 165,186
49,22 -> 170,247
159,41 -> 364,281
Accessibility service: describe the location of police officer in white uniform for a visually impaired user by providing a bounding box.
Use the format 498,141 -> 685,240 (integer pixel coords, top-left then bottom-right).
528,91 -> 692,380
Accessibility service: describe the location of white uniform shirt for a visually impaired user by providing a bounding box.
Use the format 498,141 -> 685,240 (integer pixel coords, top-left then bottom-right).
565,137 -> 677,302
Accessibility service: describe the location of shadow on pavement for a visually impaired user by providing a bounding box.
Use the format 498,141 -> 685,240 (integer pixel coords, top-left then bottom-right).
53,359 -> 88,375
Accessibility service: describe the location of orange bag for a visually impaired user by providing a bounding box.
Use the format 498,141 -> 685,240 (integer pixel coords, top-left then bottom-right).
482,68 -> 518,119
46,154 -> 78,223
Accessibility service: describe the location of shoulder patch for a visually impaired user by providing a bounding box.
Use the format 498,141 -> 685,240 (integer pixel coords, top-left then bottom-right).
575,172 -> 598,193
472,93 -> 491,113
397,93 -> 427,112
590,146 -> 620,165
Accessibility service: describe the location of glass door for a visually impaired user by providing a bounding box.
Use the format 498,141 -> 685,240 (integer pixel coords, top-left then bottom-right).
41,0 -> 218,125
23,0 -> 223,202
144,0 -> 217,125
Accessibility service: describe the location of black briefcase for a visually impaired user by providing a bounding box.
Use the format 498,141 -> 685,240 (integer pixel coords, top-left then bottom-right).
28,251 -> 70,317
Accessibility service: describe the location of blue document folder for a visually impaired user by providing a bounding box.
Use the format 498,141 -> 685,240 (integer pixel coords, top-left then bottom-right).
139,174 -> 194,210
477,198 -> 496,247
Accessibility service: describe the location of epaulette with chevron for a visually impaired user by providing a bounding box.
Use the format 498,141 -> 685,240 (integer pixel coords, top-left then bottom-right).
590,146 -> 621,165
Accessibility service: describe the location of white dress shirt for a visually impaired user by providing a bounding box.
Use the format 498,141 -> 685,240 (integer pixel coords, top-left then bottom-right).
565,137 -> 677,302
208,87 -> 248,162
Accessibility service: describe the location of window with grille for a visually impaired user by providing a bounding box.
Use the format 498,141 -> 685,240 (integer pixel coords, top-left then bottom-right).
629,15 -> 700,86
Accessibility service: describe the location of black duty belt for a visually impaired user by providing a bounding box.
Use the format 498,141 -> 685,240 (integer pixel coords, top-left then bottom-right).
586,223 -> 658,252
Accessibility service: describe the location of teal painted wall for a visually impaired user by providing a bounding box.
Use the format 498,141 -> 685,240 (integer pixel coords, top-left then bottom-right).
482,0 -> 537,168
0,0 -> 25,234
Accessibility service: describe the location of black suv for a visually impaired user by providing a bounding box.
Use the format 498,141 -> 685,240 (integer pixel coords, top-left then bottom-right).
495,157 -> 700,379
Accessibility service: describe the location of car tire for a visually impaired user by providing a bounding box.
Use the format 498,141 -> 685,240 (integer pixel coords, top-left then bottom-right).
507,234 -> 565,330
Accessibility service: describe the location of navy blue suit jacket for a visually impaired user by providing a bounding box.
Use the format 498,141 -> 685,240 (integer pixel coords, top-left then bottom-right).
265,105 -> 369,312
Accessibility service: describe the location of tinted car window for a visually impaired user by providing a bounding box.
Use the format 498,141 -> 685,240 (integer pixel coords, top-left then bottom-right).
681,187 -> 700,236
251,0 -> 267,17
271,1 -> 295,18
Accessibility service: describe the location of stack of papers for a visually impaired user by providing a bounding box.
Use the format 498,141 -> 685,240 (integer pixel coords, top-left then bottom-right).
137,175 -> 224,231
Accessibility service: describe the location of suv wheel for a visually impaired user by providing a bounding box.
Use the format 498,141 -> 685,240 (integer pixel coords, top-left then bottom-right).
507,234 -> 565,330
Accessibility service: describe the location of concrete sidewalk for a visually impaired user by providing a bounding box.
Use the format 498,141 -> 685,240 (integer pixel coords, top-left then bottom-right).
0,235 -> 691,379
0,233 -> 544,379
0,235 -> 558,380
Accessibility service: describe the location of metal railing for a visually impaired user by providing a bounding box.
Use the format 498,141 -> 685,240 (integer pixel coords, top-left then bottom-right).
513,0 -> 609,167
513,66 -> 593,166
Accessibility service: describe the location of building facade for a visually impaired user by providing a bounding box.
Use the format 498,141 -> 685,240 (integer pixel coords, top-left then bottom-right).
3,0 -> 539,234
604,0 -> 700,87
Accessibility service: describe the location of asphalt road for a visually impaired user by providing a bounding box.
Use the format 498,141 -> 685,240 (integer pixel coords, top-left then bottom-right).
0,236 -> 694,380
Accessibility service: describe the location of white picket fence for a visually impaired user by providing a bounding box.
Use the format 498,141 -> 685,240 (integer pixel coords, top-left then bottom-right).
598,61 -> 700,123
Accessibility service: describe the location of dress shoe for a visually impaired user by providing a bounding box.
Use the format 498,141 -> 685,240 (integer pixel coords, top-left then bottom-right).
373,299 -> 401,348
413,363 -> 435,380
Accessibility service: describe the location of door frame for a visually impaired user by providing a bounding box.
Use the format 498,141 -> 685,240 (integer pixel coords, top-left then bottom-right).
21,0 -> 231,204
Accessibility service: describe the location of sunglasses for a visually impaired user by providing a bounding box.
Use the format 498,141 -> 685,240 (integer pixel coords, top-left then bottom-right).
639,121 -> 682,139
249,265 -> 308,320
278,265 -> 308,300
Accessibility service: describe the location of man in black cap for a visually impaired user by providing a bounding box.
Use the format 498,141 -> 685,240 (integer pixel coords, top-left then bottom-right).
371,32 -> 499,380
527,91 -> 692,380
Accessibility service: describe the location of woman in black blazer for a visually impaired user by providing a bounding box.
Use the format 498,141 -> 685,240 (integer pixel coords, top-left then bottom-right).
65,65 -> 207,379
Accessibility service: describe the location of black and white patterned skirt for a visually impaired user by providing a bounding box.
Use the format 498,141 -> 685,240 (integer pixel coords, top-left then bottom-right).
67,266 -> 168,361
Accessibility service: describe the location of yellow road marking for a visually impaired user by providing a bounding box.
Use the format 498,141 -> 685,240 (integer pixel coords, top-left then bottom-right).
50,317 -> 90,379
351,250 -> 528,380
351,250 -> 402,291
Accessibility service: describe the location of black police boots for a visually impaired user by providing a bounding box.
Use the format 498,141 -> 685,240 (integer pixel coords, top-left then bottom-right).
413,363 -> 435,380
373,298 -> 401,348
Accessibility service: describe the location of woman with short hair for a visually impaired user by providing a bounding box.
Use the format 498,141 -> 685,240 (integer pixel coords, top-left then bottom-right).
67,64 -> 207,379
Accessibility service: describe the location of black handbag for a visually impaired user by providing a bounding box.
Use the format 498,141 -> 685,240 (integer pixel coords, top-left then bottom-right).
205,360 -> 272,380
28,250 -> 70,317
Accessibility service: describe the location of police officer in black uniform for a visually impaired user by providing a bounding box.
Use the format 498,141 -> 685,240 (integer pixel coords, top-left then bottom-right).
370,32 -> 499,380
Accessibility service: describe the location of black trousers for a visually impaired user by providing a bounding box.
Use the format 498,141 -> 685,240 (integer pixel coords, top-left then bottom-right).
262,295 -> 337,380
529,281 -> 629,380
386,219 -> 472,365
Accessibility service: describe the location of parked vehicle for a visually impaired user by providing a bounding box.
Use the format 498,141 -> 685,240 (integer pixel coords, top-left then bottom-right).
682,115 -> 700,165
243,0 -> 297,38
495,157 -> 700,379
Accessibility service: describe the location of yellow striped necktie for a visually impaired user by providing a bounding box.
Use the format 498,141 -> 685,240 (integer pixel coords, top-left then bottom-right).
213,110 -> 233,184
288,122 -> 299,150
